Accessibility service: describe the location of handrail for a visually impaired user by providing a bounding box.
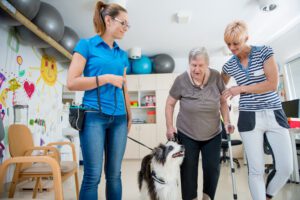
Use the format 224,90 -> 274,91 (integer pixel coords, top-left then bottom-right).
0,0 -> 72,60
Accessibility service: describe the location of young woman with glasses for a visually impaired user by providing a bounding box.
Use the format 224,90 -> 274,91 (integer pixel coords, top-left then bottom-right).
67,1 -> 131,199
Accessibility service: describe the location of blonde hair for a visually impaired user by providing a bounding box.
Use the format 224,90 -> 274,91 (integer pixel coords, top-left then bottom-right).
224,20 -> 248,43
93,1 -> 127,35
189,47 -> 209,65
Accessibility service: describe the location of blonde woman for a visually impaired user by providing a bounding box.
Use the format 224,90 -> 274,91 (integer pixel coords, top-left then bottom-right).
221,20 -> 293,200
67,1 -> 131,199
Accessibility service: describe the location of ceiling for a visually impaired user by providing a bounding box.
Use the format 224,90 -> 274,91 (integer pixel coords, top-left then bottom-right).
47,0 -> 300,58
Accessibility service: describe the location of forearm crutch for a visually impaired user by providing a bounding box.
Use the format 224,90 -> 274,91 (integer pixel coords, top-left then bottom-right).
227,133 -> 238,199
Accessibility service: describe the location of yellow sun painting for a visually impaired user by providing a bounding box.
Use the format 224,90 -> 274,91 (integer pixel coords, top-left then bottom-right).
30,55 -> 64,96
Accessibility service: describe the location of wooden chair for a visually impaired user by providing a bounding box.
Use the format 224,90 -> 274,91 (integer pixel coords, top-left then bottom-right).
0,156 -> 63,199
0,124 -> 79,199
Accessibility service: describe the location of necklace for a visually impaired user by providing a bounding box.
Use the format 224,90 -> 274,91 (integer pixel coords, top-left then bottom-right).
191,70 -> 207,89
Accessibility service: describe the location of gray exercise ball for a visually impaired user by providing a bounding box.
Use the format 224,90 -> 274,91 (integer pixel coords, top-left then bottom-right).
152,54 -> 175,73
43,26 -> 79,62
16,2 -> 64,48
0,0 -> 40,26
16,26 -> 50,48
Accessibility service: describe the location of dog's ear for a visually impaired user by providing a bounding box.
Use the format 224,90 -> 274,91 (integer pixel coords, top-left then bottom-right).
153,145 -> 163,157
153,144 -> 166,165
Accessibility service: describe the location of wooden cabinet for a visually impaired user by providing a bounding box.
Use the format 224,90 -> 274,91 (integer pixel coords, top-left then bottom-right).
156,74 -> 176,90
124,125 -> 140,159
126,74 -> 156,91
126,75 -> 139,91
124,73 -> 179,159
124,124 -> 156,159
129,90 -> 156,124
139,124 -> 157,158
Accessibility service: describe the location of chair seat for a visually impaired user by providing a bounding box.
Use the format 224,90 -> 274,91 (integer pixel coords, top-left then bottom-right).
221,139 -> 242,148
21,161 -> 77,174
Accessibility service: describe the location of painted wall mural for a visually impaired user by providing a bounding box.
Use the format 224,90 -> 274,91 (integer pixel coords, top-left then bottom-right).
0,26 -> 65,168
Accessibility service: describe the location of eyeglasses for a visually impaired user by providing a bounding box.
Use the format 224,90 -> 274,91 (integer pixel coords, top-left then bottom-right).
113,17 -> 130,29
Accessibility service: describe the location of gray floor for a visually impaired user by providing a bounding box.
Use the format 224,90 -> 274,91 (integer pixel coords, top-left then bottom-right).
1,160 -> 299,200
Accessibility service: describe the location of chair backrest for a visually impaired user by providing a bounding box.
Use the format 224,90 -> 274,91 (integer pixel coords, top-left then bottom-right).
8,124 -> 34,158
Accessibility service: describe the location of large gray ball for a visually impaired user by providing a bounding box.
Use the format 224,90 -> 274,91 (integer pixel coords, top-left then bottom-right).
16,2 -> 64,48
0,0 -> 40,26
16,26 -> 50,48
153,54 -> 175,73
58,26 -> 79,53
43,26 -> 79,62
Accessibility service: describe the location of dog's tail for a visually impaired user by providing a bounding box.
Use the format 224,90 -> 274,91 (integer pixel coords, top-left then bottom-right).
138,154 -> 153,190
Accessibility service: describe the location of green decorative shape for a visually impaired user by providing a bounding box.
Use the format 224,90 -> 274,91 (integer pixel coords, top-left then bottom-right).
29,119 -> 34,125
18,70 -> 25,77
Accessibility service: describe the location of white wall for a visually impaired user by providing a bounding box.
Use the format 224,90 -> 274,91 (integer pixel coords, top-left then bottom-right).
267,18 -> 300,101
267,16 -> 300,67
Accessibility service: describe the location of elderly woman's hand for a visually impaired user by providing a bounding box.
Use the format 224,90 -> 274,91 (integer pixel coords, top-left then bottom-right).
166,126 -> 177,140
222,86 -> 244,100
225,123 -> 235,134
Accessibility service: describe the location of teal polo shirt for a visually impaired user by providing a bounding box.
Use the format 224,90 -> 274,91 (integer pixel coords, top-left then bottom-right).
73,35 -> 129,115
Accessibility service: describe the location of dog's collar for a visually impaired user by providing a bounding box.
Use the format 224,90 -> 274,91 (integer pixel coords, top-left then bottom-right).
150,164 -> 166,184
151,170 -> 166,184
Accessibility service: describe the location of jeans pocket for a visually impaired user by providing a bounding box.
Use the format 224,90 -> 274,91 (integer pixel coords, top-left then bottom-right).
238,111 -> 256,132
274,109 -> 290,129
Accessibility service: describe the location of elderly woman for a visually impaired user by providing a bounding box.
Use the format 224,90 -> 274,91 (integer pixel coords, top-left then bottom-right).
221,20 -> 293,200
165,47 -> 233,200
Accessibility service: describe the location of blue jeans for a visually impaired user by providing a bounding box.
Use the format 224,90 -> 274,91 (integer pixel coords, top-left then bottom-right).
79,112 -> 127,200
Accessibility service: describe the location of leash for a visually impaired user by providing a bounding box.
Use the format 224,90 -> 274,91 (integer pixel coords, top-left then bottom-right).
127,136 -> 153,151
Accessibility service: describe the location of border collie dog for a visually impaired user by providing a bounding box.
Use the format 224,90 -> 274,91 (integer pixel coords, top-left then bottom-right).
138,141 -> 185,200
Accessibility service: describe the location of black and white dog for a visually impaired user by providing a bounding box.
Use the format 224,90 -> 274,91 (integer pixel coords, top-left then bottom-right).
138,140 -> 185,200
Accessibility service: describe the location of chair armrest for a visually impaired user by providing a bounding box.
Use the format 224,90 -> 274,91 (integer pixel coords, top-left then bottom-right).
0,156 -> 63,199
47,142 -> 77,162
23,146 -> 60,163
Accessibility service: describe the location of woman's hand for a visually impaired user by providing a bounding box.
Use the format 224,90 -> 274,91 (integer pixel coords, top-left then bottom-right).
166,126 -> 177,140
107,75 -> 124,88
222,86 -> 243,100
225,123 -> 235,134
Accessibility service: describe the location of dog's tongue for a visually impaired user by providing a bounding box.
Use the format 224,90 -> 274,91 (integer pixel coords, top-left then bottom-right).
172,151 -> 184,158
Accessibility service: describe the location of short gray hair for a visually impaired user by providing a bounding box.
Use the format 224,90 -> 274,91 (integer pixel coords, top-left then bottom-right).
188,47 -> 209,65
